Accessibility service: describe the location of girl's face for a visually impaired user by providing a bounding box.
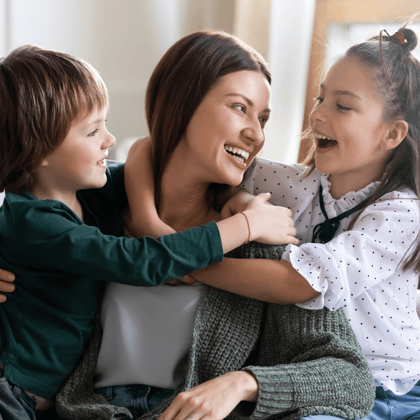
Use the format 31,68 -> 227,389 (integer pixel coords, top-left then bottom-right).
310,57 -> 391,196
178,70 -> 271,187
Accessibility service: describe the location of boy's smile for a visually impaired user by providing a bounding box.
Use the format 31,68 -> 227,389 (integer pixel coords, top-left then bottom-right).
32,107 -> 115,205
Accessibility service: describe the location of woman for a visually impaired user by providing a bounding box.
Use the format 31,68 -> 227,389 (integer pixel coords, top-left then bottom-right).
0,30 -> 375,420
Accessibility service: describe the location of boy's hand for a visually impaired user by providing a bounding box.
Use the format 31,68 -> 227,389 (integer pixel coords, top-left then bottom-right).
0,269 -> 15,302
243,193 -> 299,246
221,188 -> 257,219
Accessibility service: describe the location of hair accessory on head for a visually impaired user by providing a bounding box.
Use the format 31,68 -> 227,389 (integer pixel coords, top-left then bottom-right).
387,30 -> 406,46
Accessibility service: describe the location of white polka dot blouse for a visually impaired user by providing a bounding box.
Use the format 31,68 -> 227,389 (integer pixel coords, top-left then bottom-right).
242,157 -> 420,395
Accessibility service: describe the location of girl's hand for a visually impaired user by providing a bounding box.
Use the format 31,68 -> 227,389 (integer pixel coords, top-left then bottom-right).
243,193 -> 299,245
0,269 -> 15,302
158,371 -> 258,420
221,188 -> 256,219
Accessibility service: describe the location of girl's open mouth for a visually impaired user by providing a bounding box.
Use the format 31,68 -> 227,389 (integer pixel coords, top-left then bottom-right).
314,133 -> 338,149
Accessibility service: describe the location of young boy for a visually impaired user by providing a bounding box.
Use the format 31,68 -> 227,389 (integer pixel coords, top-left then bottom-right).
0,46 -> 288,418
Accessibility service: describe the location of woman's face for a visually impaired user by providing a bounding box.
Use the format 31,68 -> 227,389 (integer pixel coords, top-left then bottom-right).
179,70 -> 271,187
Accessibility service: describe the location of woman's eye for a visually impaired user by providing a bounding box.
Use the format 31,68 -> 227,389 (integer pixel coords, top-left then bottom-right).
233,104 -> 246,113
88,128 -> 99,137
259,116 -> 268,127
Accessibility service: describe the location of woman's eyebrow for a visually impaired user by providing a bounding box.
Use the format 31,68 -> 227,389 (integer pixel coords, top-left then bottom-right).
225,93 -> 271,112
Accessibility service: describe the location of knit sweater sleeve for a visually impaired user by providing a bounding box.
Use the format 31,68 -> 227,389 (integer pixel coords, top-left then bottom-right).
231,242 -> 375,420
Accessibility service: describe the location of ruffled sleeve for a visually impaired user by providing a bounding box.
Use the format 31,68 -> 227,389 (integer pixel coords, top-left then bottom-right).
282,189 -> 420,310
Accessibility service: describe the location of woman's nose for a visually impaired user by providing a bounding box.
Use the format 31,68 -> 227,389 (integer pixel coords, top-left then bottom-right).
243,119 -> 264,145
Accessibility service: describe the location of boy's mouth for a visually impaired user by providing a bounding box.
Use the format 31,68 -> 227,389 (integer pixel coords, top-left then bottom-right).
314,133 -> 338,149
224,145 -> 250,164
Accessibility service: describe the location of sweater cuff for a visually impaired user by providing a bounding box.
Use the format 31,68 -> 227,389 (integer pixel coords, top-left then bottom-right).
240,367 -> 295,419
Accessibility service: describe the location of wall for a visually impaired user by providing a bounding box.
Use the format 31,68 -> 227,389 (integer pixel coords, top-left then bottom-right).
1,0 -> 314,163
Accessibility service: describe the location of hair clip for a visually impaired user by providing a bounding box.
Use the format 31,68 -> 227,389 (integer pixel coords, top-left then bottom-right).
387,30 -> 406,46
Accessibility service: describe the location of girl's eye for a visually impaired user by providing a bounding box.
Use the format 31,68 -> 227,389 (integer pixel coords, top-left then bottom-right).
337,103 -> 352,111
88,128 -> 99,137
314,96 -> 324,104
233,104 -> 246,113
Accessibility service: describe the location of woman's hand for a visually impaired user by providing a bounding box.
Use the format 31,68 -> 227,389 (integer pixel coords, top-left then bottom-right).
159,371 -> 258,420
243,193 -> 299,246
0,269 -> 15,302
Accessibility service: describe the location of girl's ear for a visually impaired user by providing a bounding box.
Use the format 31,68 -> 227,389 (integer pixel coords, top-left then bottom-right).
40,159 -> 49,167
385,120 -> 409,149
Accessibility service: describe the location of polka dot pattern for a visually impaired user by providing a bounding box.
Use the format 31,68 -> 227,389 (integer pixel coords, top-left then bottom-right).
243,157 -> 420,395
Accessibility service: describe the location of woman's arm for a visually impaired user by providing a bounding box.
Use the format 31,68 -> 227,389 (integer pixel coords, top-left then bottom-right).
124,137 -> 176,238
0,269 -> 15,302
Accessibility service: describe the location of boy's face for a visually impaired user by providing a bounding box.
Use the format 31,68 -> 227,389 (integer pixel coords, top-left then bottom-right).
41,107 -> 115,192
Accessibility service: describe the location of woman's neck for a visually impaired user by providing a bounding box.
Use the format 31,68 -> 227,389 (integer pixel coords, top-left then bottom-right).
158,153 -> 221,231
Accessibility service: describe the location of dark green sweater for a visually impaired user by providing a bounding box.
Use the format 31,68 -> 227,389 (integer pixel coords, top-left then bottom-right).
56,243 -> 375,420
0,162 -> 223,398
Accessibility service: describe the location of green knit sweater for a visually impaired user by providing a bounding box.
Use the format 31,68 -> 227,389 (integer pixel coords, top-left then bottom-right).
56,243 -> 375,420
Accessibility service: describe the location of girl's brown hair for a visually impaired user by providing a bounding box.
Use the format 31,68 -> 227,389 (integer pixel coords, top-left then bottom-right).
0,45 -> 108,193
145,30 -> 271,210
303,25 -> 420,273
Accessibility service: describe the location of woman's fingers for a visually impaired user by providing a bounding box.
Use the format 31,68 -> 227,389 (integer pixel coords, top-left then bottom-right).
0,270 -> 16,303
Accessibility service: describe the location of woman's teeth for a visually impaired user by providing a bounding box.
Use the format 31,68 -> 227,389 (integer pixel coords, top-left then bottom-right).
224,146 -> 249,164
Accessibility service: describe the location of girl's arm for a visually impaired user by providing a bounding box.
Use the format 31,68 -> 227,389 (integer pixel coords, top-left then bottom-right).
0,269 -> 15,302
192,257 -> 318,304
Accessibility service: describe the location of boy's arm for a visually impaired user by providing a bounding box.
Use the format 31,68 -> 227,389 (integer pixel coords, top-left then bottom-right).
124,137 -> 175,238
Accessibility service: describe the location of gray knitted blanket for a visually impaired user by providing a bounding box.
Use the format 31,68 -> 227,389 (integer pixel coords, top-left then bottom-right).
56,243 -> 375,420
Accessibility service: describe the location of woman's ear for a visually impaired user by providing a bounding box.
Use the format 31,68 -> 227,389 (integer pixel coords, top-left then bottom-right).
385,120 -> 409,149
40,159 -> 49,167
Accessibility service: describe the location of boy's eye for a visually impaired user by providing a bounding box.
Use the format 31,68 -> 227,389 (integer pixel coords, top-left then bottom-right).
88,128 -> 99,137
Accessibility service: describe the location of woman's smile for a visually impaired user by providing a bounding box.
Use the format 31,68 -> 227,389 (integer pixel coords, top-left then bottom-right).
179,70 -> 271,187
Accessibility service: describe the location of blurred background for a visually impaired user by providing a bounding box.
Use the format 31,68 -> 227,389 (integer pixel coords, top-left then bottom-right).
1,0 -> 420,166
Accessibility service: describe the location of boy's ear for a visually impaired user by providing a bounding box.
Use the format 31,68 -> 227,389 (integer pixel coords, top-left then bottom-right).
385,120 -> 409,149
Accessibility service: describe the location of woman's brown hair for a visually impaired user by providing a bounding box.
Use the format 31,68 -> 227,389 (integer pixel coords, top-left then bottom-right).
145,30 -> 271,210
0,45 -> 108,193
